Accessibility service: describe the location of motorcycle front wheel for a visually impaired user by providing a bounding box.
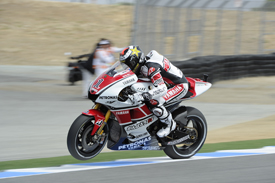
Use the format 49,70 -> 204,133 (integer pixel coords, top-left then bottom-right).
164,106 -> 207,159
67,114 -> 108,160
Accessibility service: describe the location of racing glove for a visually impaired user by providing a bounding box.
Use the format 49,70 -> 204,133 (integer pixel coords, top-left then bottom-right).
141,92 -> 152,101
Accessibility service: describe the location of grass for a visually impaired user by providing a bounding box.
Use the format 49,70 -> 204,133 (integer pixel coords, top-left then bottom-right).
0,138 -> 274,171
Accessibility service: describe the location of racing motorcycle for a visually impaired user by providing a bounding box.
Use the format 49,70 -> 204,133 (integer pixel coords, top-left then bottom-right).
67,61 -> 212,160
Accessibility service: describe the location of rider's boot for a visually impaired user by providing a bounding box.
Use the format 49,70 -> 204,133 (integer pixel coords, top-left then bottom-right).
157,113 -> 176,138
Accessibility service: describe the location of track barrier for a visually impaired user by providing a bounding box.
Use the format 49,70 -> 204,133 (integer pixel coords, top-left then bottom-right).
172,53 -> 275,83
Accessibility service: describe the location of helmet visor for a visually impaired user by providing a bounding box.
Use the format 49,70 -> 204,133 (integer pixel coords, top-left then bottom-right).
121,56 -> 137,70
128,57 -> 138,70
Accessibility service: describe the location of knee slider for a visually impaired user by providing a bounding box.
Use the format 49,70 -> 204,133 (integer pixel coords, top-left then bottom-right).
152,106 -> 168,119
152,107 -> 163,117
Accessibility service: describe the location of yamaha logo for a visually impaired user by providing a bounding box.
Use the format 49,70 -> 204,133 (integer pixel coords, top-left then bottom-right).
116,111 -> 129,115
163,85 -> 183,100
99,96 -> 118,100
123,78 -> 135,85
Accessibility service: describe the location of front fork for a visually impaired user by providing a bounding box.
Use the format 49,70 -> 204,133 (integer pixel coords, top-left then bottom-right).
93,103 -> 111,135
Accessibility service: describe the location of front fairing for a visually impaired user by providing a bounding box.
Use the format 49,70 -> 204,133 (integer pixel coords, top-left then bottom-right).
89,61 -> 134,95
88,61 -> 139,108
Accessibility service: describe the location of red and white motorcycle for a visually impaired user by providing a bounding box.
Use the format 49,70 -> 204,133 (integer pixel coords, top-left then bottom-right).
67,61 -> 212,160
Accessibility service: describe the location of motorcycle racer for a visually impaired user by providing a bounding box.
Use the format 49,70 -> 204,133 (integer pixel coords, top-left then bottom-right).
119,45 -> 189,138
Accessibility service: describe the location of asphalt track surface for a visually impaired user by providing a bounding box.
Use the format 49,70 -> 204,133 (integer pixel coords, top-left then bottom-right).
1,65 -> 275,161
1,66 -> 275,183
1,154 -> 275,183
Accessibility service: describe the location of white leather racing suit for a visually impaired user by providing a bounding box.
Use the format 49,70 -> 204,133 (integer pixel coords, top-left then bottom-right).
139,50 -> 189,137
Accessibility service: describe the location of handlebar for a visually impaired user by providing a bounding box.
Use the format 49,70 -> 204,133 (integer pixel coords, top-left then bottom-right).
118,86 -> 135,102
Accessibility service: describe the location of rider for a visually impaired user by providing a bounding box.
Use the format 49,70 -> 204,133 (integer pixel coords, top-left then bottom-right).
119,45 -> 189,138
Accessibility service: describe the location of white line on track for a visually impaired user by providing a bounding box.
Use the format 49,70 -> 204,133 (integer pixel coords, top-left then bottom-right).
1,146 -> 275,179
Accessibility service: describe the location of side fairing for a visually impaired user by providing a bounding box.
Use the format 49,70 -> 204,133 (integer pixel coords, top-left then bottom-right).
111,104 -> 157,142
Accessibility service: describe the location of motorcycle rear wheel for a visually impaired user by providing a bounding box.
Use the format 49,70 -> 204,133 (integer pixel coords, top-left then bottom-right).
164,107 -> 207,159
67,114 -> 108,160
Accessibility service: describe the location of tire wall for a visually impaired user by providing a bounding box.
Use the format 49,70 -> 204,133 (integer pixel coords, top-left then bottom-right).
171,53 -> 275,83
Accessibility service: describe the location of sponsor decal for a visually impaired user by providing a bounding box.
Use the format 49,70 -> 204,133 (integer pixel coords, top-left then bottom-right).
93,79 -> 104,89
115,111 -> 129,115
142,146 -> 161,150
167,135 -> 190,145
123,78 -> 135,85
95,120 -> 103,126
148,67 -> 155,76
137,87 -> 146,92
151,72 -> 164,86
129,132 -> 148,139
106,101 -> 116,104
125,119 -> 152,132
99,96 -> 118,100
150,99 -> 158,105
118,136 -> 151,150
163,58 -> 170,71
152,86 -> 166,96
154,78 -> 165,86
135,132 -> 148,138
122,73 -> 132,78
163,85 -> 183,100
130,47 -> 141,57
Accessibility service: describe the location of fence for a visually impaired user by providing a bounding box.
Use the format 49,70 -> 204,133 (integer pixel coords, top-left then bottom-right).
131,0 -> 275,60
47,0 -> 135,4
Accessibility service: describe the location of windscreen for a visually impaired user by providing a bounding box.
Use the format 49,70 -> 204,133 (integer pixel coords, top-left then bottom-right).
105,61 -> 130,77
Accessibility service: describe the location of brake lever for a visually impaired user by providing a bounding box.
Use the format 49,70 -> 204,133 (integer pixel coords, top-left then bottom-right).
125,87 -> 135,95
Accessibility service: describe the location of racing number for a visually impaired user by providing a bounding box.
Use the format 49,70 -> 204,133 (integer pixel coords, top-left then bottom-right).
93,79 -> 104,89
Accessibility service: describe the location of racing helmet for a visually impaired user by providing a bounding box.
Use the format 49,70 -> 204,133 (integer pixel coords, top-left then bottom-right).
119,45 -> 144,74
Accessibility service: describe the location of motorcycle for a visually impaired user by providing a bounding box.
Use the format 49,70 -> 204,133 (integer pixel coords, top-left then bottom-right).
67,61 -> 212,160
